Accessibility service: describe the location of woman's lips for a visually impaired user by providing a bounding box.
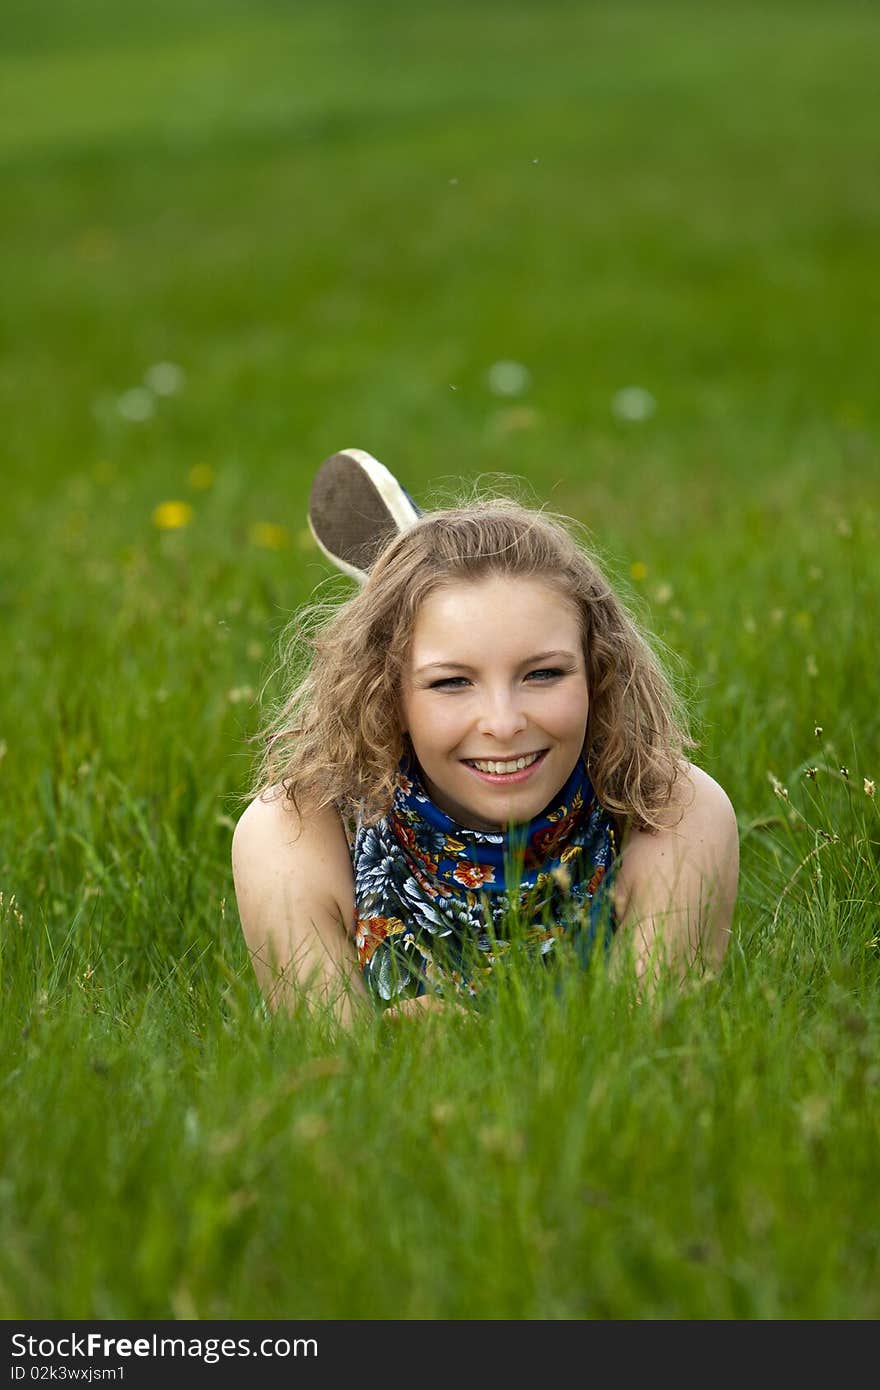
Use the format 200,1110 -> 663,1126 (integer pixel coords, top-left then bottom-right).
461,749 -> 549,785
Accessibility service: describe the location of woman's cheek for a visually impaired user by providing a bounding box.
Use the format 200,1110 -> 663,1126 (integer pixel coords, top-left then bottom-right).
437,706 -> 467,738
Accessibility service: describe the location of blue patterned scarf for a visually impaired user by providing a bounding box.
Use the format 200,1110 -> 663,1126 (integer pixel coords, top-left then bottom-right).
353,748 -> 619,1007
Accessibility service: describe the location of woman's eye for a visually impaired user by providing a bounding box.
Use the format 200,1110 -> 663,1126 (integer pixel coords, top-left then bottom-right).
428,667 -> 567,689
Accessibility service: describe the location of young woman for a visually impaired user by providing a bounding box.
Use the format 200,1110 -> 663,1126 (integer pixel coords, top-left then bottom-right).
232,451 -> 739,1025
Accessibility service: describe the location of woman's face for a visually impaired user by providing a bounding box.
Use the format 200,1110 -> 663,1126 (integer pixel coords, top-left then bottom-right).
400,575 -> 589,832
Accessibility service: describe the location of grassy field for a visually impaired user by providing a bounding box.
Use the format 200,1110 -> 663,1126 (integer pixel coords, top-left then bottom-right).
1,0 -> 878,1319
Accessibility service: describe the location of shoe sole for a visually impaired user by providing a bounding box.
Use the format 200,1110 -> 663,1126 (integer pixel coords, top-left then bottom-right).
308,448 -> 422,583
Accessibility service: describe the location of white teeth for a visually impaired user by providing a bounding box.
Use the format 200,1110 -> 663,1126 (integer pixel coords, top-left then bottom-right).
468,751 -> 543,775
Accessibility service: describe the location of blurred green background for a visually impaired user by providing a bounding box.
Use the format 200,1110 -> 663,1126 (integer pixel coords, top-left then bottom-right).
1,0 -> 878,1319
4,1 -> 876,792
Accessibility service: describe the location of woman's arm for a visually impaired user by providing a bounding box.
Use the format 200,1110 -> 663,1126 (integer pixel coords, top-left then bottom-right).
231,791 -> 370,1027
610,763 -> 739,989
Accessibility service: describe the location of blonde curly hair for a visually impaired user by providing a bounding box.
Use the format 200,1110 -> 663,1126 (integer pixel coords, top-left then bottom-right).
246,492 -> 696,834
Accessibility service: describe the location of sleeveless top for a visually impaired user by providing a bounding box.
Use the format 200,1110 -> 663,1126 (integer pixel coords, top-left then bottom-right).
341,748 -> 620,1010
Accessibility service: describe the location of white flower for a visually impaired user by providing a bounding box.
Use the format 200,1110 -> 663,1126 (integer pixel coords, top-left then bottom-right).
144,362 -> 186,396
612,386 -> 656,423
116,388 -> 155,421
487,360 -> 532,397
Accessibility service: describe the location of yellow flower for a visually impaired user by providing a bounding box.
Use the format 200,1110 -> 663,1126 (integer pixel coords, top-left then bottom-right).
630,561 -> 648,581
187,464 -> 215,491
152,500 -> 193,530
248,522 -> 289,550
865,779 -> 875,798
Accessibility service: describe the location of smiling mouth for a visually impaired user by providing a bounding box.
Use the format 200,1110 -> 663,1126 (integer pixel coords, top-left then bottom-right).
462,750 -> 548,775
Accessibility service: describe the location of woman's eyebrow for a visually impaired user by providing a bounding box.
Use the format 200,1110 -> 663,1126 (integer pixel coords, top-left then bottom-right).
415,649 -> 578,674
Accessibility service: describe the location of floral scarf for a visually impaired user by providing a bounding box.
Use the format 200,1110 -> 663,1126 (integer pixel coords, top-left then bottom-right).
352,748 -> 619,1008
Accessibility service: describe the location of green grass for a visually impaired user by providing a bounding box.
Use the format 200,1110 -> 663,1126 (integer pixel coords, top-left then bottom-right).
1,0 -> 878,1318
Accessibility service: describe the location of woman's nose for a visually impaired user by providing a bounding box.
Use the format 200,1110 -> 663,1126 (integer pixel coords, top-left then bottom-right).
475,689 -> 528,739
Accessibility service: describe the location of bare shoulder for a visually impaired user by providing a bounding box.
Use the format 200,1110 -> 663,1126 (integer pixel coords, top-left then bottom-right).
611,761 -> 739,956
231,785 -> 356,933
232,783 -> 342,850
624,762 -> 738,848
666,762 -> 738,836
614,763 -> 739,922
